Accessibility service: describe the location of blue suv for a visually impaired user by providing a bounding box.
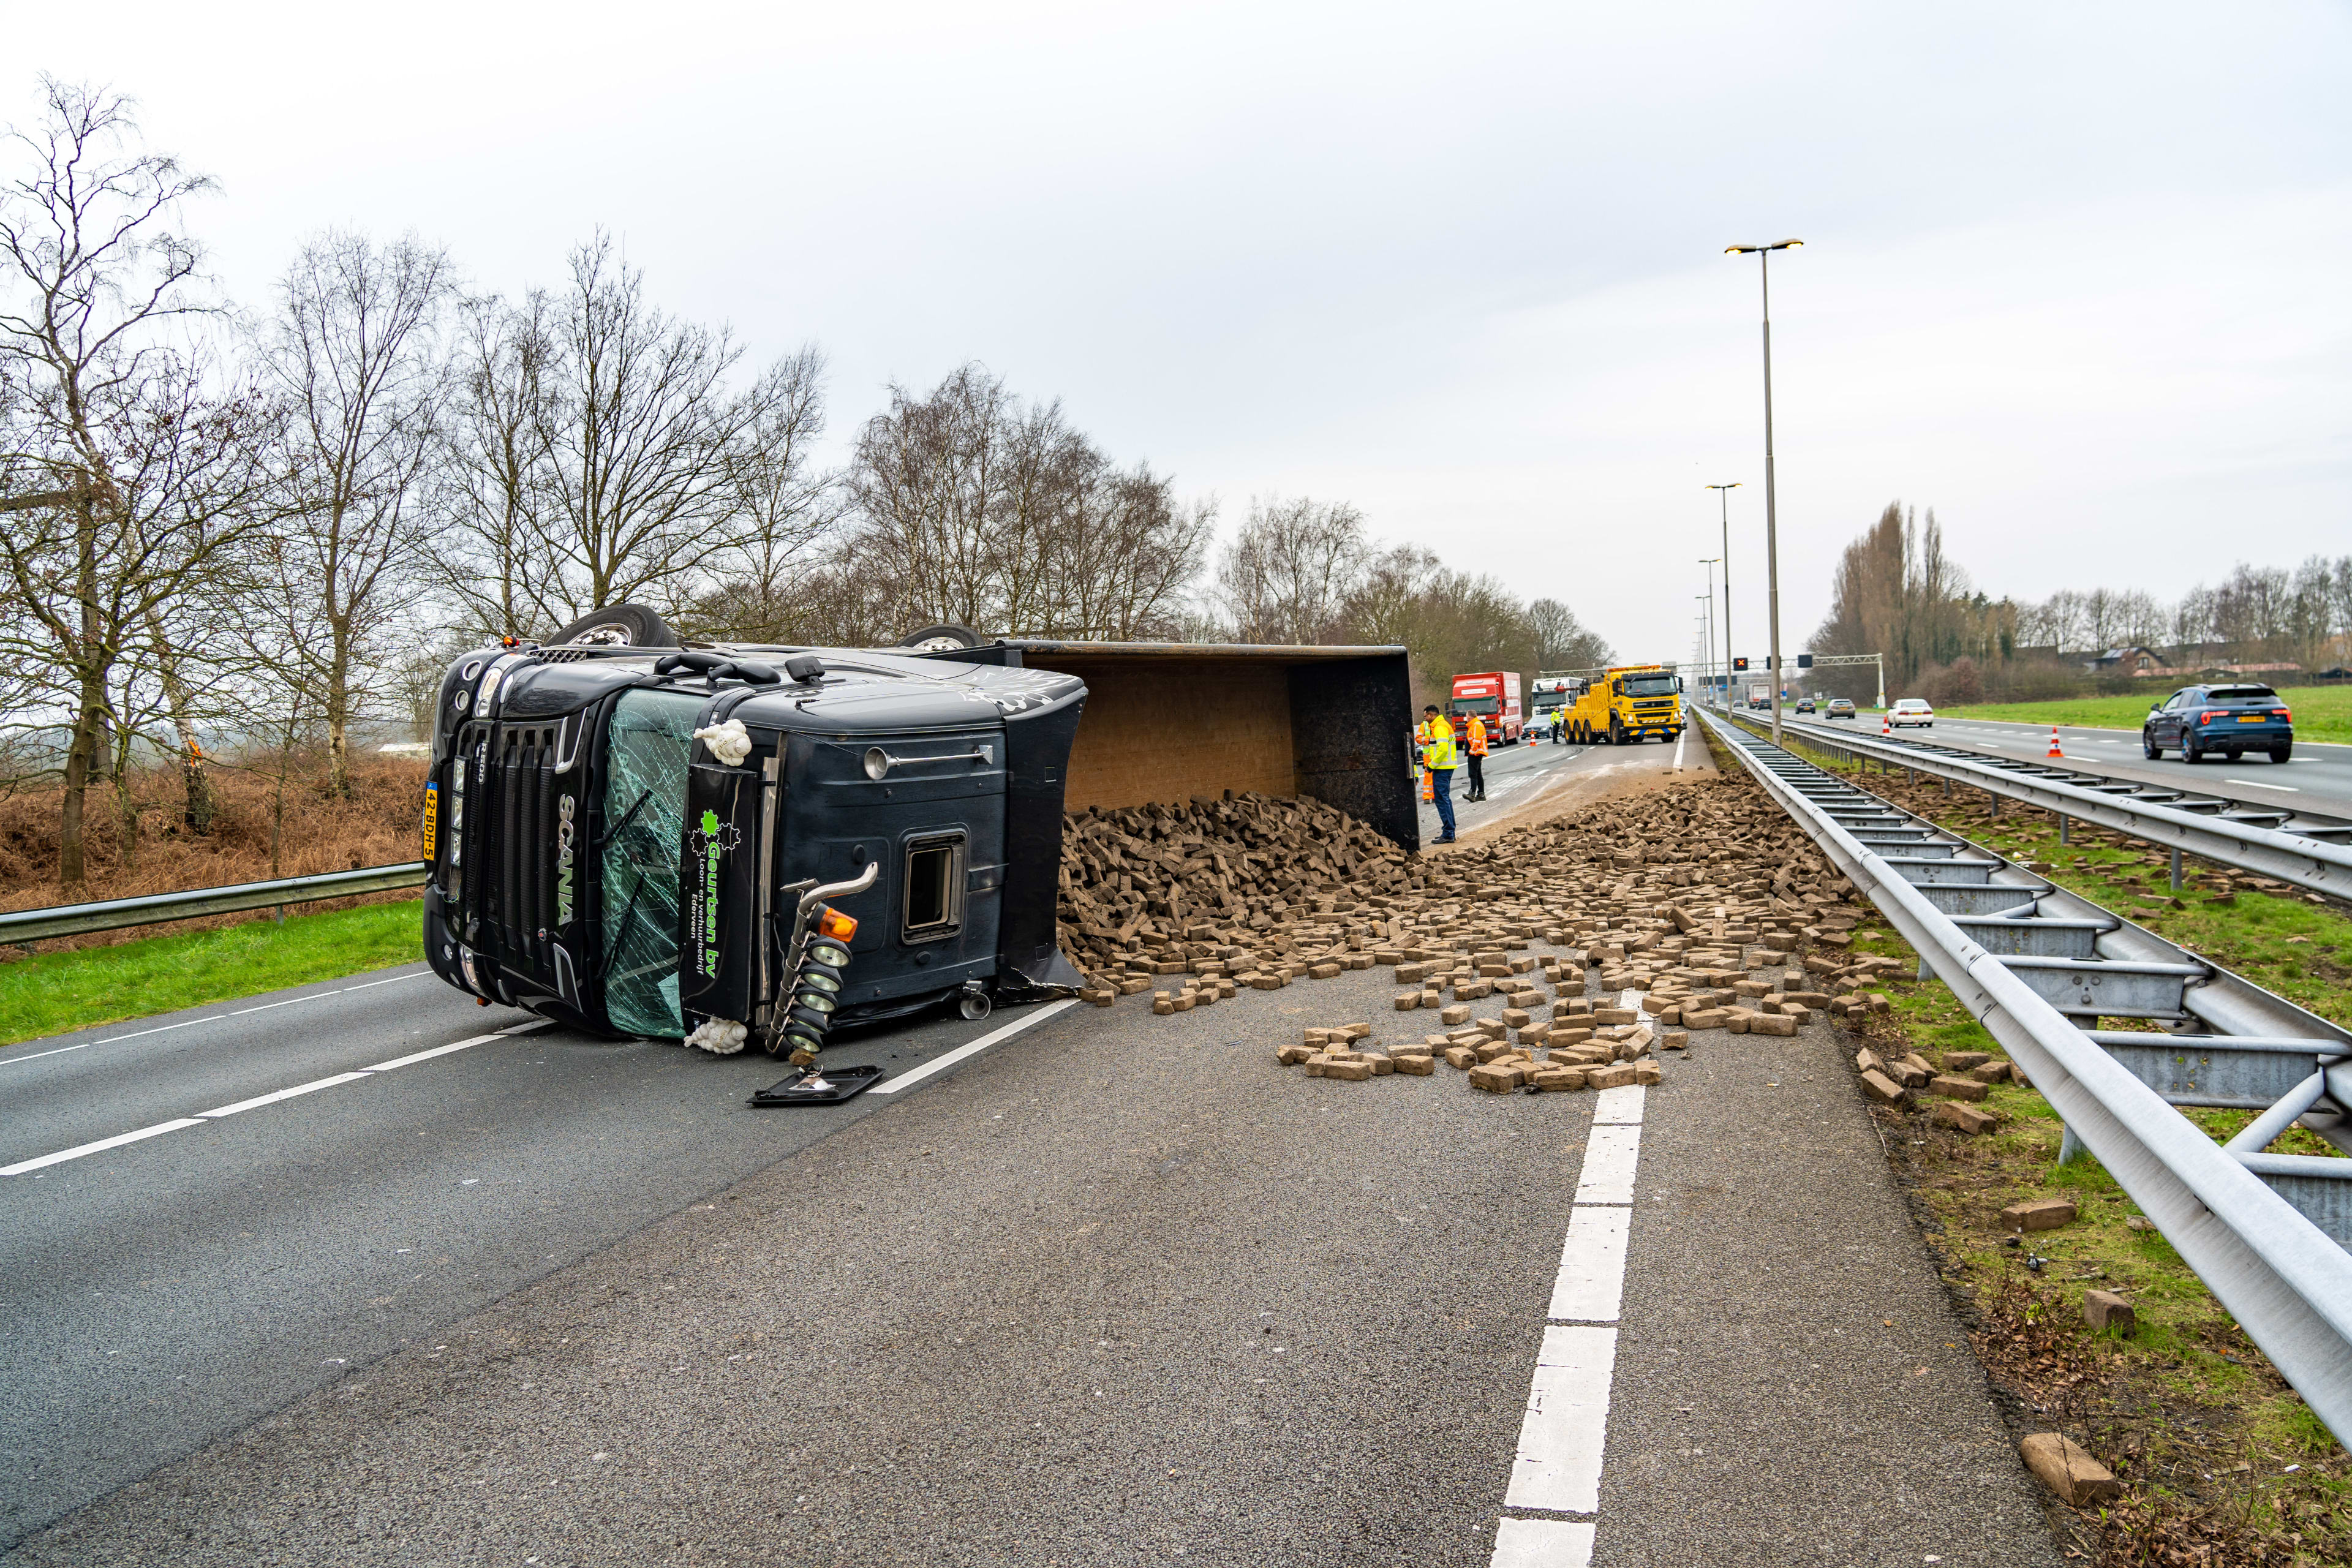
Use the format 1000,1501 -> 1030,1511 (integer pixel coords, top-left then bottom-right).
2142,684 -> 2294,764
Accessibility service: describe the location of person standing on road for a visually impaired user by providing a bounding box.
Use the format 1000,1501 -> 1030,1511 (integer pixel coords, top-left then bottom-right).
1464,712 -> 1488,801
1419,704 -> 1458,843
1550,709 -> 1564,744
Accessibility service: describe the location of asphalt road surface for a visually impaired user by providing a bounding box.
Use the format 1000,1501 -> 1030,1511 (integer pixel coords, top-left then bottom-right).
4,749 -> 2066,1566
1757,708 -> 2352,823
0,971 -> 1065,1548
1418,727 -> 1702,843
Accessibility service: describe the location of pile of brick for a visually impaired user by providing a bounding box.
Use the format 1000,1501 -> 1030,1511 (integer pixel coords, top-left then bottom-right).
1063,774 -> 1875,1095
1855,1045 -> 2026,1136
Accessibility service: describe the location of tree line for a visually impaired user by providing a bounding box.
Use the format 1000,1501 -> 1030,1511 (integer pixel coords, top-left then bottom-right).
0,81 -> 1608,889
1811,502 -> 2352,705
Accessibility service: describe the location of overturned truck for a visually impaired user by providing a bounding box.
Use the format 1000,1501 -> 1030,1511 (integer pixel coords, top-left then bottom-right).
421,609 -> 1414,1066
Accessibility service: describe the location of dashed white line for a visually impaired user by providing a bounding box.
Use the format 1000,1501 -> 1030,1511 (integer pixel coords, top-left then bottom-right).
2225,778 -> 2299,791
870,999 -> 1078,1094
0,1018 -> 549,1177
1491,1082 -> 1645,1565
0,1118 -> 207,1177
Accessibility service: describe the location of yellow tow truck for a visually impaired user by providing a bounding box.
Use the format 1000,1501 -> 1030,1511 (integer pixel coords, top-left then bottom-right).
1564,663 -> 1684,745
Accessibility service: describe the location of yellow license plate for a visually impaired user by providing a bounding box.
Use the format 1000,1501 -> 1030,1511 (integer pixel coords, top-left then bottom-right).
421,782 -> 439,861
2236,715 -> 2264,722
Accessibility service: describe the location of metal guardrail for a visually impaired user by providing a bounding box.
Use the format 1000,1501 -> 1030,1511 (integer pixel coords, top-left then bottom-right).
1721,707 -> 2352,902
1697,709 -> 2352,1442
0,863 -> 428,944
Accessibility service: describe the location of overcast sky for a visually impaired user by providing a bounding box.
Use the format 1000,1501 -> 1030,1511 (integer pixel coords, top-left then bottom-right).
12,1 -> 2348,664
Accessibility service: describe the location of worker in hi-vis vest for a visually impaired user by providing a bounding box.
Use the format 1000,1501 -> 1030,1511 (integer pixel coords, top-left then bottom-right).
1464,712 -> 1488,802
1419,704 -> 1458,843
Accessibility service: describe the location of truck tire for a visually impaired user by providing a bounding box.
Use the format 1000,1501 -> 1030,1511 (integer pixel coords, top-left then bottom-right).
897,623 -> 986,653
545,602 -> 679,649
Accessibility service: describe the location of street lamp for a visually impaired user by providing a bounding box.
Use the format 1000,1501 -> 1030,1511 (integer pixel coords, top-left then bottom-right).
1705,483 -> 1740,710
1725,238 -> 1801,744
1697,561 -> 1719,706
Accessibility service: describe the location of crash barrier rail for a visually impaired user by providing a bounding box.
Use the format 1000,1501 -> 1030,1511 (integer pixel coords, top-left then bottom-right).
1717,707 -> 2352,904
0,862 -> 428,944
1695,707 -> 2352,1442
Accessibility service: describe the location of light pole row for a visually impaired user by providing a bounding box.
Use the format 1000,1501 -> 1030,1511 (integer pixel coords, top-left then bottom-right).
1718,239 -> 1800,742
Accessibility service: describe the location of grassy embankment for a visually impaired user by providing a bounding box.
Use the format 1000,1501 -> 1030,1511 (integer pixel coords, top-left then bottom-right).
0,899 -> 424,1049
1933,684 -> 2352,744
1698,719 -> 2350,1564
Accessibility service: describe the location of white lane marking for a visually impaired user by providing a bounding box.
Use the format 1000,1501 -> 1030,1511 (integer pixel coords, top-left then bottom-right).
1672,728 -> 1687,771
197,1072 -> 374,1118
1,1017 -> 550,1174
0,968 -> 434,1071
1573,1125 -> 1641,1205
1493,1515 -> 1596,1568
0,1118 -> 208,1176
870,998 -> 1079,1094
1591,1085 -> 1645,1125
2225,778 -> 2299,791
1547,1207 -> 1631,1324
366,1033 -> 502,1071
1503,1325 -> 1619,1515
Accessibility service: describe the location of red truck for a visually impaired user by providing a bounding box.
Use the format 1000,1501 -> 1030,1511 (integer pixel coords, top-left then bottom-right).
1449,671 -> 1523,745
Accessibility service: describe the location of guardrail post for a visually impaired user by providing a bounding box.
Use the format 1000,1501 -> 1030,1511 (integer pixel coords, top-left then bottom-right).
2057,1122 -> 2089,1167
2059,813 -> 2070,845
2170,848 -> 2184,892
1986,788 -> 2000,818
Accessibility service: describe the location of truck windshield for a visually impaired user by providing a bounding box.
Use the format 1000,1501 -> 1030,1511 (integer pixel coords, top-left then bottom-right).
1621,674 -> 1677,698
600,688 -> 703,1037
1453,698 -> 1500,715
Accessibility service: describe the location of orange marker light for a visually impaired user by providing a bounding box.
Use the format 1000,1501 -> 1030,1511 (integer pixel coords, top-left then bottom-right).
817,907 -> 859,942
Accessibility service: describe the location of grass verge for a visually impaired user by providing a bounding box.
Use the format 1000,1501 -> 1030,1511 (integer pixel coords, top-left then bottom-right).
0,899 -> 424,1049
1934,684 -> 2351,743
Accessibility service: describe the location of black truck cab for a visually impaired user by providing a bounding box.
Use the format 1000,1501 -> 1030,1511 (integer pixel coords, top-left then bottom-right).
421,642 -> 1087,1051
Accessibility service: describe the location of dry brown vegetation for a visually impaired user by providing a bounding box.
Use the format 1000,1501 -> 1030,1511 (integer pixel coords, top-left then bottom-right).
0,753 -> 427,952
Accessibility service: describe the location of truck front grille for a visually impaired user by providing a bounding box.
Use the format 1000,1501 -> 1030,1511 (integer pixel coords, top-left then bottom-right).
461,721 -> 560,978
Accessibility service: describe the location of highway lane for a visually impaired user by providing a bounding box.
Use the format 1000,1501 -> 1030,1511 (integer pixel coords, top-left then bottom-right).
1418,726 -> 1695,843
7,898 -> 2061,1567
0,968 -> 1060,1549
1770,710 -> 2352,823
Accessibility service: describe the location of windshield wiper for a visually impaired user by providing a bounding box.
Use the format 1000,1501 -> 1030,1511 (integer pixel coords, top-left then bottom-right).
606,786 -> 655,845
598,876 -> 647,984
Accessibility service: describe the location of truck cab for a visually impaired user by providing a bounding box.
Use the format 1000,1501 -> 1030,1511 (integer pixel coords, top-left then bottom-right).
1565,665 -> 1683,744
422,640 -> 1086,1054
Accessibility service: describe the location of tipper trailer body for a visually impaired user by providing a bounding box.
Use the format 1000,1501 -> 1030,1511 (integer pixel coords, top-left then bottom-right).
421,618 -> 1414,1057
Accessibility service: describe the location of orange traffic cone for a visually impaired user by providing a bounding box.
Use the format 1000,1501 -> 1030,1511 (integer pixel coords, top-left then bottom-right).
1880,711 -> 1891,737
2047,726 -> 2063,759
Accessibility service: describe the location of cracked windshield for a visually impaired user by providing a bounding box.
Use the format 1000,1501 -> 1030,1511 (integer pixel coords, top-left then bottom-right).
599,689 -> 703,1038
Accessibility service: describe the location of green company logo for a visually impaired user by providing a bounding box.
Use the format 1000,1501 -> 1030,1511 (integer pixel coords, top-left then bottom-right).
691,807 -> 737,979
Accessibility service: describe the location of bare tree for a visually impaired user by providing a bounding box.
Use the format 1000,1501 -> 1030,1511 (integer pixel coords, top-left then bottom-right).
264,228 -> 452,794
435,288 -> 557,638
1215,494 -> 1370,644
0,80 -> 227,885
525,232 -> 763,624
682,344 -> 843,639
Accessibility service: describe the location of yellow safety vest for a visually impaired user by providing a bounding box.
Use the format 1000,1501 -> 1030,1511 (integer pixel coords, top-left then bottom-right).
1467,715 -> 1488,756
1419,717 -> 1458,769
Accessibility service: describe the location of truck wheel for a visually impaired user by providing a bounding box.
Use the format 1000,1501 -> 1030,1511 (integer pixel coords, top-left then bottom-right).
545,602 -> 678,649
897,623 -> 986,653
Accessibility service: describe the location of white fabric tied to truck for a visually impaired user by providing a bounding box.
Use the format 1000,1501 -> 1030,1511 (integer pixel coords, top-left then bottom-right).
692,719 -> 753,766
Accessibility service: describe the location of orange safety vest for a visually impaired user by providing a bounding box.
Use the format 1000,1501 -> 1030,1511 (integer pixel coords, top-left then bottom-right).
1466,715 -> 1488,756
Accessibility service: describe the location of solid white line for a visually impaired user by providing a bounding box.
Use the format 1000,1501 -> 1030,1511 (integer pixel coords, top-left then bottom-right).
1672,728 -> 1686,771
1,967 -> 435,1071
0,1118 -> 206,1176
1547,1206 -> 1631,1324
197,1071 -> 374,1118
869,998 -> 1079,1095
1591,1085 -> 1645,1125
2225,778 -> 2299,791
1502,1325 -> 1618,1515
1492,1517 -> 1595,1568
1573,1125 -> 1641,1205
0,1041 -> 100,1068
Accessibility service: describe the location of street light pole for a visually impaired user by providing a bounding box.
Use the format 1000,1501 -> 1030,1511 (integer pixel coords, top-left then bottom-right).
1726,238 -> 1801,744
1697,560 -> 1718,709
1705,483 -> 1740,710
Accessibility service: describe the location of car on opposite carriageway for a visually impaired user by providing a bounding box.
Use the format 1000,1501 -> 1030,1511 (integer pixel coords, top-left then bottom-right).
2143,684 -> 2294,764
1890,698 -> 1935,728
1826,698 -> 1856,719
